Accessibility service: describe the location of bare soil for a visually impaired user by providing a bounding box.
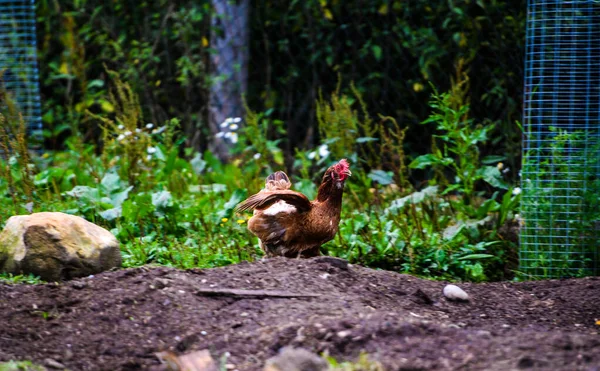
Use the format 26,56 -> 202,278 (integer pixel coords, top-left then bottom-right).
0,257 -> 599,371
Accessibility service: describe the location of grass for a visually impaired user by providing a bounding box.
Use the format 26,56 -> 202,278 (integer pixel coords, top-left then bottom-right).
0,72 -> 523,283
0,361 -> 47,371
0,273 -> 43,285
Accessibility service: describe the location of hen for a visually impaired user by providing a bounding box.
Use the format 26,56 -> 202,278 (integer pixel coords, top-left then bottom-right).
236,159 -> 351,258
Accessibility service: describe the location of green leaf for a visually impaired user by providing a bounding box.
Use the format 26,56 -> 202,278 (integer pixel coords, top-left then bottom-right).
100,172 -> 123,194
475,197 -> 499,219
109,186 -> 133,207
87,79 -> 105,89
200,184 -> 228,193
152,191 -> 173,209
481,155 -> 506,165
368,170 -> 394,185
386,186 -> 439,213
476,166 -> 508,189
372,45 -> 382,61
66,186 -> 102,203
224,189 -> 246,211
99,207 -> 121,221
272,149 -> 284,165
356,137 -> 378,143
294,178 -> 317,200
190,152 -> 207,175
409,154 -> 440,169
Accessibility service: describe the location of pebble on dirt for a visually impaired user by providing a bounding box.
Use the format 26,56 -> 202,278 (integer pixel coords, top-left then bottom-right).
0,212 -> 121,281
443,284 -> 470,301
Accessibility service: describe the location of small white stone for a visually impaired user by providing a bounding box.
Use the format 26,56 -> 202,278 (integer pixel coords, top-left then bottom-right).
443,284 -> 469,301
337,330 -> 351,338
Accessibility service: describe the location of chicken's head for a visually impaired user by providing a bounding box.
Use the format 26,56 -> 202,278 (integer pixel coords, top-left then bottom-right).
317,159 -> 352,201
323,159 -> 351,190
333,159 -> 352,181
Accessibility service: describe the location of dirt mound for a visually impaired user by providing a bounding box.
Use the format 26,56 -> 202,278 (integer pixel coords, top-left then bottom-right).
0,257 -> 599,370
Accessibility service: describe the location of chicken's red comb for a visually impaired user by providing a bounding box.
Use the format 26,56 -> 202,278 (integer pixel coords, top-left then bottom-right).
334,159 -> 351,180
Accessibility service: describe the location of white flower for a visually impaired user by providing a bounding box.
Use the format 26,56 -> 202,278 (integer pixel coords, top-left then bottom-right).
253,153 -> 261,160
233,117 -> 242,123
220,117 -> 235,128
229,124 -> 239,131
117,134 -> 125,141
147,147 -> 157,154
215,132 -> 225,138
318,144 -> 330,158
124,131 -> 132,136
146,123 -> 154,129
224,132 -> 232,139
502,167 -> 510,174
135,128 -> 142,133
512,187 -> 522,195
117,125 -> 124,130
308,151 -> 317,160
146,155 -> 152,161
230,132 -> 239,144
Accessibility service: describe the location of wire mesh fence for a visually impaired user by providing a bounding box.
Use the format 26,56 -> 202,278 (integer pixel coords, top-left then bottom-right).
520,0 -> 600,277
0,0 -> 42,142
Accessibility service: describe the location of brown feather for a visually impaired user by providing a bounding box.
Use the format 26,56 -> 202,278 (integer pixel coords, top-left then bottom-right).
236,190 -> 311,212
265,171 -> 291,191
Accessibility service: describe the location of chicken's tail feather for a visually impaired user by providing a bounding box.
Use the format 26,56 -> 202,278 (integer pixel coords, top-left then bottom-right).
236,190 -> 311,213
265,171 -> 291,191
236,193 -> 263,213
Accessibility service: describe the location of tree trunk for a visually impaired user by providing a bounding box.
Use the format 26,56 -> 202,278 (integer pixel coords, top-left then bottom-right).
209,0 -> 250,161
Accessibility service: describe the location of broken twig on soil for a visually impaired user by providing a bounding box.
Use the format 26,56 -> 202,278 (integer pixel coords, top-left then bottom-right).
195,288 -> 320,298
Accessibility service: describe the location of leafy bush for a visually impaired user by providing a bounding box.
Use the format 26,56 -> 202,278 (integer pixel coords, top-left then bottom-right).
0,63 -> 522,281
0,1 -> 529,282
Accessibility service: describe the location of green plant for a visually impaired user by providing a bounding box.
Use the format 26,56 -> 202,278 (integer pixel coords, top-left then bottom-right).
0,361 -> 47,371
0,83 -> 36,211
409,68 -> 507,208
325,352 -> 385,371
0,273 -> 43,285
519,127 -> 600,278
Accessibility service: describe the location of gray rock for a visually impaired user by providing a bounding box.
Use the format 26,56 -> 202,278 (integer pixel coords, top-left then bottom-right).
0,212 -> 121,281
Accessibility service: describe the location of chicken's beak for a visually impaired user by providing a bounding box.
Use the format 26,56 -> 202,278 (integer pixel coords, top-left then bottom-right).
344,169 -> 352,178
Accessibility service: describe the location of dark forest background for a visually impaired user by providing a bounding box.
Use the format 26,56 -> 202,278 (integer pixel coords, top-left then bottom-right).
36,0 -> 526,173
